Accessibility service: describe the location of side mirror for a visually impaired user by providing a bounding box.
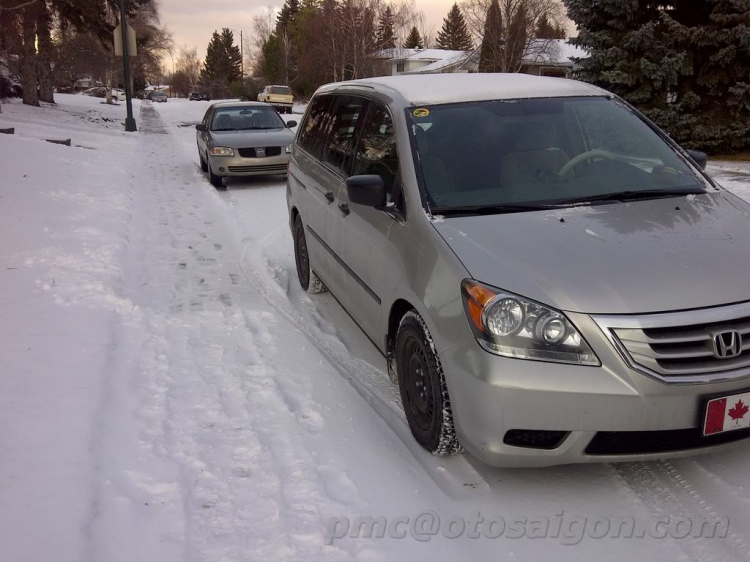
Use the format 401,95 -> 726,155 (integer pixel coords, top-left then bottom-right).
286,120 -> 297,128
686,149 -> 708,170
195,123 -> 207,132
346,175 -> 386,208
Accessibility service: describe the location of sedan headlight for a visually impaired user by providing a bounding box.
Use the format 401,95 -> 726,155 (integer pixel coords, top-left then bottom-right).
285,144 -> 292,154
210,147 -> 234,157
461,280 -> 599,365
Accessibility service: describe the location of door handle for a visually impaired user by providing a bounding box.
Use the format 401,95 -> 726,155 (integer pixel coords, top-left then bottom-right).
338,202 -> 350,216
324,191 -> 334,203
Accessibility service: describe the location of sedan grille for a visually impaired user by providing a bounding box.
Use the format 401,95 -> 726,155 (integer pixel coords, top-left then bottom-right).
237,146 -> 282,158
594,302 -> 750,383
227,163 -> 288,173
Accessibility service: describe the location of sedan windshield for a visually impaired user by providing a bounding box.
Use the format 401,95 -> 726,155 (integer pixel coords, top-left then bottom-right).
408,96 -> 708,212
211,105 -> 286,131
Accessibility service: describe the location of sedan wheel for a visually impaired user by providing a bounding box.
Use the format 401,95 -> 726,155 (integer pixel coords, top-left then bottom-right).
207,157 -> 224,189
396,311 -> 461,456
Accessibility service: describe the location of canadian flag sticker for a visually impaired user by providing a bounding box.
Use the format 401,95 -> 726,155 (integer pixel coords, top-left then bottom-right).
704,391 -> 750,435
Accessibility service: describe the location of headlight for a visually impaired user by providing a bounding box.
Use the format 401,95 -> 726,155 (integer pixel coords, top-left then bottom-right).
210,147 -> 234,157
461,280 -> 599,365
285,144 -> 292,154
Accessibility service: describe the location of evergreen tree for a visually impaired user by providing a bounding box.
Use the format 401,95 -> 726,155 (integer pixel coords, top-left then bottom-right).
436,3 -> 473,51
403,26 -> 423,49
564,0 -> 750,152
261,34 -> 287,84
535,14 -> 566,40
276,0 -> 301,34
376,5 -> 396,50
220,28 -> 242,84
478,0 -> 503,72
201,28 -> 241,93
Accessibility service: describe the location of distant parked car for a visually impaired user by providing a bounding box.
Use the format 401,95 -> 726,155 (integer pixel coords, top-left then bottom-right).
195,101 -> 296,188
189,92 -> 202,101
150,91 -> 167,103
82,87 -> 107,98
111,88 -> 126,102
257,85 -> 294,113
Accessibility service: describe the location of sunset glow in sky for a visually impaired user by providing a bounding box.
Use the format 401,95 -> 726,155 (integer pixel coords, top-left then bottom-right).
160,0 -> 481,59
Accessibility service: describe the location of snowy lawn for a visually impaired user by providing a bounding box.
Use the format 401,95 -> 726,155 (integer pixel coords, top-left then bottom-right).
2,94 -> 750,562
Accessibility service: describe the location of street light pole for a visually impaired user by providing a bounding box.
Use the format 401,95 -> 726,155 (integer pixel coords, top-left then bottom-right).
240,30 -> 244,98
119,0 -> 137,132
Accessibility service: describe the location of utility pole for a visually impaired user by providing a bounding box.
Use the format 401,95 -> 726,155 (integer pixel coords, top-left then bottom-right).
240,30 -> 244,98
119,0 -> 137,132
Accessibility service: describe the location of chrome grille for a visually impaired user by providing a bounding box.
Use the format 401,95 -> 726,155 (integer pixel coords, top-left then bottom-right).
594,302 -> 750,383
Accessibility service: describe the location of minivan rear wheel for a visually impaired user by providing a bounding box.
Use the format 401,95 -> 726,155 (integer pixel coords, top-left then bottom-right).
293,215 -> 326,294
396,311 -> 461,456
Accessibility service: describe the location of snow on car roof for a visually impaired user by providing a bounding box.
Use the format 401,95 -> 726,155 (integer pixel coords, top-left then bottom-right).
321,73 -> 608,106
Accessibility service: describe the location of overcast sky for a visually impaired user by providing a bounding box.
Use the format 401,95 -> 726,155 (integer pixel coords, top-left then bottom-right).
159,0 -> 473,60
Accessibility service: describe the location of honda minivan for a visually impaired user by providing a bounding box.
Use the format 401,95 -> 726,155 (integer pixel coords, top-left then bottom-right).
286,74 -> 750,467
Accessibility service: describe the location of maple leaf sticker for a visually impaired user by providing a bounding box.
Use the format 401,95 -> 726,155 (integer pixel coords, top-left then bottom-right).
728,399 -> 749,422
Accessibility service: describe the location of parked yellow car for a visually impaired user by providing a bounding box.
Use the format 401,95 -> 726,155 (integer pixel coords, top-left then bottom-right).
257,85 -> 294,113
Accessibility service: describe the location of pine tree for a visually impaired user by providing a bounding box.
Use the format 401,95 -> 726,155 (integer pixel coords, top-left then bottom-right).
201,31 -> 224,84
535,14 -> 566,40
436,3 -> 473,51
220,28 -> 242,84
478,0 -> 503,72
276,0 -> 301,34
403,26 -> 423,49
376,5 -> 396,50
563,0 -> 750,153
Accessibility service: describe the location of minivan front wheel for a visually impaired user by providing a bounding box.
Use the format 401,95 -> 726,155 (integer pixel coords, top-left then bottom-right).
293,215 -> 326,294
396,311 -> 461,456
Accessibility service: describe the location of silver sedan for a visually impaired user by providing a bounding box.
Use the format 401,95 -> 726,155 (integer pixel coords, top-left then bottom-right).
196,101 -> 296,189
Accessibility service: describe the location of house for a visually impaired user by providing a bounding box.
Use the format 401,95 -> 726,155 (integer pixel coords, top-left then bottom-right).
376,39 -> 588,78
376,48 -> 475,76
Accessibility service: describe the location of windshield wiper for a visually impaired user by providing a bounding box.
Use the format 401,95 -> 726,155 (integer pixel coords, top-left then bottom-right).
551,187 -> 707,206
431,202 -> 561,216
237,126 -> 282,130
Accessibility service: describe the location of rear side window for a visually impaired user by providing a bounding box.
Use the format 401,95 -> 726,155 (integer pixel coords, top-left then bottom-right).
352,102 -> 400,202
322,96 -> 369,176
271,86 -> 292,95
297,95 -> 336,159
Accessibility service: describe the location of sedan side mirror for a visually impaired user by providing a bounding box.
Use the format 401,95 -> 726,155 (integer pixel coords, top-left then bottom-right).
346,175 -> 386,208
286,120 -> 297,128
196,123 -> 207,132
686,149 -> 708,170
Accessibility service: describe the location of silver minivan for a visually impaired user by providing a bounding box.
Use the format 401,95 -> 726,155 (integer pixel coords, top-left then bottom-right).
286,74 -> 750,467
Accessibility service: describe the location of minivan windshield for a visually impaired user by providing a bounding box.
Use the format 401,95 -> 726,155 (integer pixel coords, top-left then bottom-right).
408,97 -> 708,212
211,105 -> 286,131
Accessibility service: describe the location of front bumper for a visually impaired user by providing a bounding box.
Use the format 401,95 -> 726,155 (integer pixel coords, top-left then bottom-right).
209,152 -> 290,177
441,312 -> 750,467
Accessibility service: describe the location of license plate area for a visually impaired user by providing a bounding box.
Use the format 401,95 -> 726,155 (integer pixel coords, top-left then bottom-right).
703,390 -> 750,436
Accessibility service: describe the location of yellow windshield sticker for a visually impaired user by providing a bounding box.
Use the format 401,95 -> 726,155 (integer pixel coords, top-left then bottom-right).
413,108 -> 430,118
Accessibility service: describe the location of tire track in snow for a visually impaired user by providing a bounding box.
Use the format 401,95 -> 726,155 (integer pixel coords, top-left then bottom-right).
612,461 -> 750,562
237,234 -> 491,499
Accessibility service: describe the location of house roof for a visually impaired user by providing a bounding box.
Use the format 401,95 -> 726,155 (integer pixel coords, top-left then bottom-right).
523,39 -> 589,66
320,73 -> 607,106
376,48 -> 470,63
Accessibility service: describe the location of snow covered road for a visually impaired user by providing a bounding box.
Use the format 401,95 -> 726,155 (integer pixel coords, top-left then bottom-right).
2,95 -> 750,562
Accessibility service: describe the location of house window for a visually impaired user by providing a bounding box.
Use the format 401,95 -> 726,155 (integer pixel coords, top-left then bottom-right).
396,61 -> 405,74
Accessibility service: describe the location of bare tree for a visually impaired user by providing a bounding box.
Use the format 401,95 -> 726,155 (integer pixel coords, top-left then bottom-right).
461,0 -> 565,72
176,45 -> 201,89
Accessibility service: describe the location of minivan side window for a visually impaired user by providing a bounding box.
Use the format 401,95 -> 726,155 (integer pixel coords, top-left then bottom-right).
322,96 -> 369,176
351,102 -> 400,203
297,95 -> 336,159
